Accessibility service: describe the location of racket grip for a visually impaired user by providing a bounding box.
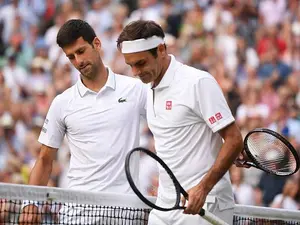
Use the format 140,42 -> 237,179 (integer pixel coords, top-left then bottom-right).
199,208 -> 229,225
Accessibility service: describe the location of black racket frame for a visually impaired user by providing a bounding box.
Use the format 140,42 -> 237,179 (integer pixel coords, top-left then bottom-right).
125,147 -> 206,216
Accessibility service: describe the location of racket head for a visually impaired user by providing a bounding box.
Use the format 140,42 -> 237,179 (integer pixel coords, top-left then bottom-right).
125,147 -> 187,211
244,128 -> 300,176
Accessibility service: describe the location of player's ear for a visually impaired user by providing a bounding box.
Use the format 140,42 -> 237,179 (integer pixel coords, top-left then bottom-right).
158,44 -> 167,57
93,37 -> 102,50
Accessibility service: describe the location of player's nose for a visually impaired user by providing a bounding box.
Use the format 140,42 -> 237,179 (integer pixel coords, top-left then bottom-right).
132,67 -> 141,77
75,55 -> 85,67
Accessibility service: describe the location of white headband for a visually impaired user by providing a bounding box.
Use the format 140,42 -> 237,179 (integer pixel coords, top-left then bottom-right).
121,36 -> 165,54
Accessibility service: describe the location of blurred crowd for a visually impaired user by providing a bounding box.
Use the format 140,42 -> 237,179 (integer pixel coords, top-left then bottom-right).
0,0 -> 300,211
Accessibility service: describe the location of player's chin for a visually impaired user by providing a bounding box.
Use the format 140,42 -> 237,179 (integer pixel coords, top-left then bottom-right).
138,75 -> 152,84
81,70 -> 95,79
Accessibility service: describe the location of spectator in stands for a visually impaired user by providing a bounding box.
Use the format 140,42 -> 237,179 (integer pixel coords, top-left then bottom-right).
230,166 -> 256,205
270,178 -> 299,210
236,86 -> 270,128
257,172 -> 288,207
257,42 -> 292,87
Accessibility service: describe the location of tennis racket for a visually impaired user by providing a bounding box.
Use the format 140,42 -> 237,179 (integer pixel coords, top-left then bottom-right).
241,128 -> 299,176
125,147 -> 229,225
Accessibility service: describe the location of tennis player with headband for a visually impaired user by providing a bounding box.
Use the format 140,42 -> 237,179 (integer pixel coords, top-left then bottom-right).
117,20 -> 244,225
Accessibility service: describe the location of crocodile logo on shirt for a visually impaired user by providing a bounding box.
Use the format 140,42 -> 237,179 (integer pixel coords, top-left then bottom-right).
118,97 -> 127,103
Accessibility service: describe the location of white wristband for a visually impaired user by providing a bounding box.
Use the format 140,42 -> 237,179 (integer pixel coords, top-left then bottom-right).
21,200 -> 39,209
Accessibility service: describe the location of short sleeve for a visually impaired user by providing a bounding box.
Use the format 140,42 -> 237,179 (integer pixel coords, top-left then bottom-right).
139,82 -> 148,119
195,77 -> 235,133
38,95 -> 66,148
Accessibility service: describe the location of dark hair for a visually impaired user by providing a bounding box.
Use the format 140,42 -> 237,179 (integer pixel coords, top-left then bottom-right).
57,19 -> 96,48
117,20 -> 165,57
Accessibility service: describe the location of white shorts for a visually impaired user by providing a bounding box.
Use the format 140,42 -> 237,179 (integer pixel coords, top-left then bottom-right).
148,197 -> 234,225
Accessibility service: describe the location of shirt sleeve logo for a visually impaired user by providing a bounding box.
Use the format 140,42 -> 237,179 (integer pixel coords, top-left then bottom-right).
209,116 -> 216,124
215,112 -> 223,120
166,101 -> 172,110
209,112 -> 223,124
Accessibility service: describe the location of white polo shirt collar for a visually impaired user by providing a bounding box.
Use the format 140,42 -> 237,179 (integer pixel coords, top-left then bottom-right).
77,67 -> 116,97
152,55 -> 181,90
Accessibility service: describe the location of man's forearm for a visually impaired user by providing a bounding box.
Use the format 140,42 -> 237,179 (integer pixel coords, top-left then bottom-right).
28,158 -> 52,186
199,127 -> 243,193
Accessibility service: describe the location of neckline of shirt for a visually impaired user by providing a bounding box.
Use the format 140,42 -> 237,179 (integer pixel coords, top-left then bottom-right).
152,54 -> 181,90
77,67 -> 116,97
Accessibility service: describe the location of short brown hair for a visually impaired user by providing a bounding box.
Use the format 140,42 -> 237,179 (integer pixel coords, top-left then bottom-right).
117,20 -> 165,57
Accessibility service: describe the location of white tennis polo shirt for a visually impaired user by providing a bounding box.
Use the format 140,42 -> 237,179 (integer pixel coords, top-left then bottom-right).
147,55 -> 235,210
39,68 -> 147,193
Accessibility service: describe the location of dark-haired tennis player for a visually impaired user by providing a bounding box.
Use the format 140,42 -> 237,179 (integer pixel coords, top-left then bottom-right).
117,20 -> 244,225
19,19 -> 147,225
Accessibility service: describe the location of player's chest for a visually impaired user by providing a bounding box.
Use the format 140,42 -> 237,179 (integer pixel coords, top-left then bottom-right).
64,97 -> 136,134
146,88 -> 200,127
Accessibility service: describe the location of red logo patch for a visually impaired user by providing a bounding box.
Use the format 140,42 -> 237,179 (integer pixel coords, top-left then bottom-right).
166,101 -> 172,110
209,116 -> 216,124
215,112 -> 223,120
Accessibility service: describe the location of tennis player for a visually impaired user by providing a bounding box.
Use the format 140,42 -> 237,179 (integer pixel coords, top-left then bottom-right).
19,19 -> 147,224
117,20 -> 244,225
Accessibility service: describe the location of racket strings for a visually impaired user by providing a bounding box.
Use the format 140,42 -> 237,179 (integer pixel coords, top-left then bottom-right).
131,151 -> 179,209
154,166 -> 179,208
247,133 -> 297,174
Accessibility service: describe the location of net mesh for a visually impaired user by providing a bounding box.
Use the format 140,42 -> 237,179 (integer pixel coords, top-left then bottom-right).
1,200 -> 149,225
1,183 -> 300,225
0,183 -> 153,225
234,205 -> 300,225
246,132 -> 297,175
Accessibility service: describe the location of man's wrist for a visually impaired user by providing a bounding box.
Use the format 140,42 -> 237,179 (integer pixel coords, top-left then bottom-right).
198,175 -> 216,194
196,181 -> 212,194
21,200 -> 39,209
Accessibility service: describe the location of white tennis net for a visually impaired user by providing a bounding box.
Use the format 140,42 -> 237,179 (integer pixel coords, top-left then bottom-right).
234,204 -> 300,224
0,183 -> 300,225
0,182 -> 154,225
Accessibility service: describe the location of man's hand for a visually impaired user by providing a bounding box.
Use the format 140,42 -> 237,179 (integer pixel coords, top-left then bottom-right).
19,204 -> 42,225
181,184 -> 209,215
234,150 -> 251,168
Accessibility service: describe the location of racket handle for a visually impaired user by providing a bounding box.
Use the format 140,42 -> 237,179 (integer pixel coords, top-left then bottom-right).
199,208 -> 229,225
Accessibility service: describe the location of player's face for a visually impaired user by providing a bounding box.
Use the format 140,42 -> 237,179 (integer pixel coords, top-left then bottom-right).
123,46 -> 164,84
63,37 -> 102,80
